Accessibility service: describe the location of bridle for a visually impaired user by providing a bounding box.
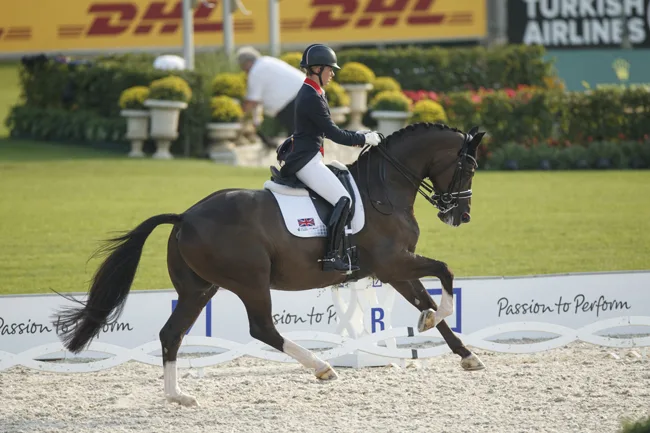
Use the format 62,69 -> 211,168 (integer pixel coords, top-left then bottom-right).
358,128 -> 479,216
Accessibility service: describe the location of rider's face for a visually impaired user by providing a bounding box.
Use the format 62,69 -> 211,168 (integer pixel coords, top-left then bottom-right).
320,66 -> 334,86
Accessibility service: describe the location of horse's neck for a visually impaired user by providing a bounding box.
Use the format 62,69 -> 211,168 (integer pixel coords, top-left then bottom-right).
349,145 -> 421,211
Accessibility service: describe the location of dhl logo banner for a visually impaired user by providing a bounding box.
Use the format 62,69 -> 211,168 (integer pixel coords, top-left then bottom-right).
0,0 -> 486,56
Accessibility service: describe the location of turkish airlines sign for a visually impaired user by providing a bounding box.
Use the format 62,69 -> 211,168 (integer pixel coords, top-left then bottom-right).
508,0 -> 650,48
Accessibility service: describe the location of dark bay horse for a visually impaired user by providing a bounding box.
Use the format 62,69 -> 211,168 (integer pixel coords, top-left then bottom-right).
54,122 -> 486,407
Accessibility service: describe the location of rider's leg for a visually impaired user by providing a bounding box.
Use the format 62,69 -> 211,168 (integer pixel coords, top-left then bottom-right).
295,153 -> 358,272
295,152 -> 351,206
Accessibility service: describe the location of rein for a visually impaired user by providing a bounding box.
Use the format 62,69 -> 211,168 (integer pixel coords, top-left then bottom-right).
358,129 -> 478,216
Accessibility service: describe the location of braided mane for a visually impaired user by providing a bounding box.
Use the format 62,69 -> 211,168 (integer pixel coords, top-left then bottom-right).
382,122 -> 465,145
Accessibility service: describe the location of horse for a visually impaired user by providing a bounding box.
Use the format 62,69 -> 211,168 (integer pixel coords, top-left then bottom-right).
53,122 -> 486,407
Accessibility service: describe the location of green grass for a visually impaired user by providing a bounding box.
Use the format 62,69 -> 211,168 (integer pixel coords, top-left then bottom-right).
0,62 -> 21,138
1,139 -> 649,295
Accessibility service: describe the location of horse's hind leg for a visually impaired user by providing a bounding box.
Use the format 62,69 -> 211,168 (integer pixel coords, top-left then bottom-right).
160,231 -> 218,407
390,280 -> 485,371
238,288 -> 338,381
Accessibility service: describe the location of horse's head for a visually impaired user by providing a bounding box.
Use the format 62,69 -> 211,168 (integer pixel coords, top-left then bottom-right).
427,126 -> 484,227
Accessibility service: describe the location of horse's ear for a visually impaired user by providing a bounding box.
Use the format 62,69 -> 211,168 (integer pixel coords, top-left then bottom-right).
469,131 -> 486,151
468,126 -> 479,137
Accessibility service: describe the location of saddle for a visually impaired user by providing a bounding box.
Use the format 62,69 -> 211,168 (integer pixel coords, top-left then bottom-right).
268,164 -> 357,225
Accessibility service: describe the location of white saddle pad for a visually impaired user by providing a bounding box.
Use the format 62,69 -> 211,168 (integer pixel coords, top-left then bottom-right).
263,161 -> 365,238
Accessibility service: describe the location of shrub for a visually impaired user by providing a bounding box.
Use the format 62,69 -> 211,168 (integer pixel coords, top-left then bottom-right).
409,99 -> 448,124
325,81 -> 350,108
337,62 -> 376,85
148,75 -> 192,103
211,72 -> 246,99
118,86 -> 150,110
209,96 -> 244,123
280,52 -> 302,69
369,76 -> 401,100
336,44 -> 554,92
370,90 -> 412,112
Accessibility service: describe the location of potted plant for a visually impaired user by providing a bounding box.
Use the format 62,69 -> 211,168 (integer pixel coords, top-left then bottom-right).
408,99 -> 449,125
118,86 -> 150,158
144,75 -> 192,159
211,72 -> 247,101
206,95 -> 244,164
212,72 -> 259,144
337,62 -> 375,130
326,81 -> 350,125
369,76 -> 401,101
369,90 -> 412,136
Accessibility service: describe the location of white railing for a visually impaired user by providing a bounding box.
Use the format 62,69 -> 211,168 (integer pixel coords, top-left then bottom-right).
2,316 -> 649,373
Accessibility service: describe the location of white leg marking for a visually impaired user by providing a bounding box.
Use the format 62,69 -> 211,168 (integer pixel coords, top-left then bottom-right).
461,352 -> 486,371
434,288 -> 454,326
283,339 -> 338,380
164,361 -> 198,407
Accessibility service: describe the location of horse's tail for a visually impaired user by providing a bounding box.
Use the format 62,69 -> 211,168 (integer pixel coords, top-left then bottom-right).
53,213 -> 183,353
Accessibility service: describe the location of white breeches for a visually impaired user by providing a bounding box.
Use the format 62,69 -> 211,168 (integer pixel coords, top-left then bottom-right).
295,152 -> 351,207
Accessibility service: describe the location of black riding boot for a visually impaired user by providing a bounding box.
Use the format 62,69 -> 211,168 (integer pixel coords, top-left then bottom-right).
321,197 -> 360,273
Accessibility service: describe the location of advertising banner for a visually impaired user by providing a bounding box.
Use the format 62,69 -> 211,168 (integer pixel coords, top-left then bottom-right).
0,0 -> 486,58
507,0 -> 650,48
545,48 -> 650,90
1,272 -> 648,359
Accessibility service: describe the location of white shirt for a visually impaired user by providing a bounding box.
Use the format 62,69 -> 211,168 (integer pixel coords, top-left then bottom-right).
153,55 -> 186,71
246,56 -> 305,116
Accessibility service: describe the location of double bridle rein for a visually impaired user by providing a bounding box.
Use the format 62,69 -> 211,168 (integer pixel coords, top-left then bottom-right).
359,129 -> 479,216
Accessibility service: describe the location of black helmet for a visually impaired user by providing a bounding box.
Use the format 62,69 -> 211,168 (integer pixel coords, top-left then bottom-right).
300,44 -> 340,70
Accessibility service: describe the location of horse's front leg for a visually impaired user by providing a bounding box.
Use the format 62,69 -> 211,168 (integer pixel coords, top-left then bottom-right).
390,280 -> 485,371
378,252 -> 455,328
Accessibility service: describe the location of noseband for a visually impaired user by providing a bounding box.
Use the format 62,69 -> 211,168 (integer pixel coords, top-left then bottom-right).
360,129 -> 478,215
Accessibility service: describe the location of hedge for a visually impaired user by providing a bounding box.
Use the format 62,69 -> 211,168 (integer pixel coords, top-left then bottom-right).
7,53 -> 211,156
429,86 -> 650,149
6,47 -> 649,170
335,45 -> 554,92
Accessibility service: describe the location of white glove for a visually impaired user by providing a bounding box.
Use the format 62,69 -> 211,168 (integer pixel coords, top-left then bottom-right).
363,131 -> 381,146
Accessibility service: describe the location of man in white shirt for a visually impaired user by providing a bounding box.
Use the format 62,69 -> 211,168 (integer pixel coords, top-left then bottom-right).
236,46 -> 305,136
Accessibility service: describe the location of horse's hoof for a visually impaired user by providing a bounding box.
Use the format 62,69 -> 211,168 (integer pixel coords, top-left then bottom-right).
166,393 -> 199,407
315,365 -> 338,381
418,309 -> 436,332
461,353 -> 485,371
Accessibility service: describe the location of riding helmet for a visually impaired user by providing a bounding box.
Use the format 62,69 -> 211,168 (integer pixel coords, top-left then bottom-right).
300,44 -> 340,70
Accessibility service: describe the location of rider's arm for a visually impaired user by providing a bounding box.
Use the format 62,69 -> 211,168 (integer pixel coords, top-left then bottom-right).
307,93 -> 365,147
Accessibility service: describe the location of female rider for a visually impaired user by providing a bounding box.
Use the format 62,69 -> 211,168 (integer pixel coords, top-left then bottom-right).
279,43 -> 381,273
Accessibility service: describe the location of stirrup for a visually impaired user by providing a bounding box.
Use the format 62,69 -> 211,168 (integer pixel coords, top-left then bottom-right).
319,253 -> 360,274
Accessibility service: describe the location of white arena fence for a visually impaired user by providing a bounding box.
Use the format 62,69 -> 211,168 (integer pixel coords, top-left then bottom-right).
1,271 -> 649,373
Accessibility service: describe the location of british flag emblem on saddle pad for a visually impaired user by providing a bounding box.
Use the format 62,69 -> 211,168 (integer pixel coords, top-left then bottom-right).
297,218 -> 315,227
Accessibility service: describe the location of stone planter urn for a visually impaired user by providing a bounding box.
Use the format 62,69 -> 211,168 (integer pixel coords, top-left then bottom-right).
371,110 -> 411,136
206,122 -> 242,165
120,109 -> 149,158
341,83 -> 373,130
330,106 -> 350,125
144,99 -> 188,159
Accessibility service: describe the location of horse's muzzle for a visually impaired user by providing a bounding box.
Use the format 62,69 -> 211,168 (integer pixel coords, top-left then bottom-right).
461,212 -> 471,224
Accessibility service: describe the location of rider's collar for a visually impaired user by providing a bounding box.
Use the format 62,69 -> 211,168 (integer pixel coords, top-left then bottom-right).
303,78 -> 323,95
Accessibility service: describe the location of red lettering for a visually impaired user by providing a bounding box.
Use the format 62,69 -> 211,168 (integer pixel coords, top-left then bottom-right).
310,0 -> 358,29
136,1 -> 181,34
87,3 -> 137,36
193,3 -> 222,32
365,0 -> 408,13
407,0 -> 444,25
